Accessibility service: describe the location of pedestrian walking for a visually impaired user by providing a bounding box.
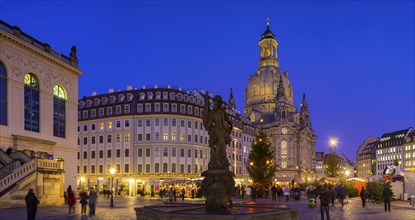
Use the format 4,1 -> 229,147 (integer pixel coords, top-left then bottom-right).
67,190 -> 76,214
319,183 -> 330,220
64,191 -> 67,204
88,188 -> 98,216
25,188 -> 40,220
181,188 -> 185,201
271,185 -> 277,201
251,186 -> 257,202
336,185 -> 344,206
277,186 -> 283,202
409,195 -> 414,208
328,185 -> 335,206
79,190 -> 88,215
360,186 -> 367,208
382,184 -> 392,212
284,185 -> 290,202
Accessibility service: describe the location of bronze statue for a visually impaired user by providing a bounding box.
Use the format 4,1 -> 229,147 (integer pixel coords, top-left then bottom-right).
202,93 -> 235,208
203,94 -> 233,170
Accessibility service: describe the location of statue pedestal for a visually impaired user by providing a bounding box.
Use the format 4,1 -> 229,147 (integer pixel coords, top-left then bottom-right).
201,169 -> 235,208
134,201 -> 298,220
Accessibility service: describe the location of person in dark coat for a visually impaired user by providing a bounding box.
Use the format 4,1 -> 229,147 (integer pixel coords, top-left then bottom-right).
79,190 -> 88,214
251,186 -> 257,202
382,184 -> 392,212
319,184 -> 331,220
25,188 -> 40,220
360,186 -> 367,208
329,185 -> 335,206
271,185 -> 277,201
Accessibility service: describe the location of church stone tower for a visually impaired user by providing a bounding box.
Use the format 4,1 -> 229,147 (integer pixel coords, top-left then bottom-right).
244,20 -> 317,181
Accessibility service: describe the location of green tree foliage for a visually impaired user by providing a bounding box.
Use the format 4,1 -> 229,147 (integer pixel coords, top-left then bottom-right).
246,131 -> 277,185
325,153 -> 340,177
367,180 -> 394,203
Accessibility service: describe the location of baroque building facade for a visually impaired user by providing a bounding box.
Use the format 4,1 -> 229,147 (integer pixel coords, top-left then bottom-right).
244,22 -> 317,181
0,20 -> 82,207
77,86 -> 255,195
356,137 -> 378,180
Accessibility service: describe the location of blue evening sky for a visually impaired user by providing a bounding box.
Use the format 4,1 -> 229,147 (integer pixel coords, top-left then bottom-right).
1,1 -> 414,161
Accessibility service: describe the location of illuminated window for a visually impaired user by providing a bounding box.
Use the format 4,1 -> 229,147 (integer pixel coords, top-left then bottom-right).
172,132 -> 177,141
163,132 -> 168,140
180,134 -> 185,141
24,73 -> 40,132
281,141 -> 287,158
253,85 -> 259,95
53,85 -> 66,138
107,122 -> 112,129
281,161 -> 287,168
116,134 -> 121,142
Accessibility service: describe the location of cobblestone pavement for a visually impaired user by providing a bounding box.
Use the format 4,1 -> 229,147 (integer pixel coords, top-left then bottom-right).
1,196 -> 414,220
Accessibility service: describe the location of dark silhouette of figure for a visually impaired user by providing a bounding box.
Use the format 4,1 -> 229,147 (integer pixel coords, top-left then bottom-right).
25,188 -> 40,220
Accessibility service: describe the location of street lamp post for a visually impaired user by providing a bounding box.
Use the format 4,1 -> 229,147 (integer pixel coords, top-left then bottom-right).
110,168 -> 115,207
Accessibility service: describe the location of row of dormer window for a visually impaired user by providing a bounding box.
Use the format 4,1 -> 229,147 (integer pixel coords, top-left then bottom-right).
79,91 -> 202,109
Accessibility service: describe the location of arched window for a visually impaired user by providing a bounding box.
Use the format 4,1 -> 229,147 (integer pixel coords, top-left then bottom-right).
281,141 -> 287,159
24,73 -> 40,132
155,163 -> 160,173
53,85 -> 67,138
172,163 -> 176,173
0,63 -> 7,125
163,163 -> 168,173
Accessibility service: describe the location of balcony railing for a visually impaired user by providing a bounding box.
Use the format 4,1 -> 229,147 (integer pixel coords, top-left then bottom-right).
0,20 -> 75,67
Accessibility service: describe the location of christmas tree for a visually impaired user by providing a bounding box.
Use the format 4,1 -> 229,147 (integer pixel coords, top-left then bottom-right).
246,131 -> 277,190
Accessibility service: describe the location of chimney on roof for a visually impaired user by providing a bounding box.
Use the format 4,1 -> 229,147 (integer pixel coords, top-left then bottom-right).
109,88 -> 114,93
127,85 -> 132,90
92,91 -> 97,96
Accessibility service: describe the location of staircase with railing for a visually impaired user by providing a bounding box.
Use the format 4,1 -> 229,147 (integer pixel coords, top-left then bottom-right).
9,151 -> 32,163
0,158 -> 63,197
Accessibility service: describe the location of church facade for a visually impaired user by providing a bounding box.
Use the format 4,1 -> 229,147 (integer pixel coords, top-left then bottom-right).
244,22 -> 317,181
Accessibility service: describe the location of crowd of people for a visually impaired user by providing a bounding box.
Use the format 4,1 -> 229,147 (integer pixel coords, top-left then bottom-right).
27,180 -> 414,220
